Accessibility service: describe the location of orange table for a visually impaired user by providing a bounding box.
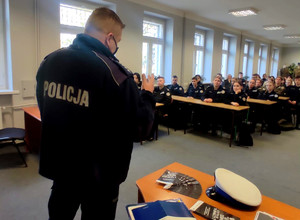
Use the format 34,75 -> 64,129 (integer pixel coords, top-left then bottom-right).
136,162 -> 300,220
23,106 -> 41,153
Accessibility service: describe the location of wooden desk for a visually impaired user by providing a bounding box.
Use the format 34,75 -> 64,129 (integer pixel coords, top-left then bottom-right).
172,96 -> 249,147
279,96 -> 290,101
23,106 -> 41,153
136,162 -> 300,220
155,103 -> 164,107
247,98 -> 277,105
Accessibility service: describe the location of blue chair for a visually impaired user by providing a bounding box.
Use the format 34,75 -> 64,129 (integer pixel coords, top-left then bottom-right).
0,128 -> 28,167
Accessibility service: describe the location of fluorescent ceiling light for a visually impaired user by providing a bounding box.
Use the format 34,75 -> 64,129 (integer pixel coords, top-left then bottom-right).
284,35 -> 300,39
263,25 -> 286,31
228,8 -> 258,17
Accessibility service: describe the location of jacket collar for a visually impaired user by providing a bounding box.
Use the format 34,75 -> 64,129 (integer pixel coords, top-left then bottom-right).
70,33 -> 119,61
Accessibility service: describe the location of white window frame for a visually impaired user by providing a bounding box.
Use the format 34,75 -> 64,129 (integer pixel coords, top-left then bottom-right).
221,36 -> 229,77
242,42 -> 249,75
142,16 -> 165,77
257,44 -> 268,76
59,0 -> 97,48
0,0 -> 12,92
193,30 -> 206,76
270,48 -> 279,76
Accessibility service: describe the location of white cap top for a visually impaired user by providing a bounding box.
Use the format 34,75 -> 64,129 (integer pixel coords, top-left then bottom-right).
215,168 -> 262,207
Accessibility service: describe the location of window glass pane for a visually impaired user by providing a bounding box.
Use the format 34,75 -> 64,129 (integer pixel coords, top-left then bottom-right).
244,43 -> 248,54
60,33 -> 76,48
151,44 -> 162,76
221,53 -> 228,76
142,42 -> 148,74
222,38 -> 229,51
60,4 -> 92,27
143,20 -> 163,39
194,33 -> 204,46
243,56 -> 247,74
195,50 -> 204,75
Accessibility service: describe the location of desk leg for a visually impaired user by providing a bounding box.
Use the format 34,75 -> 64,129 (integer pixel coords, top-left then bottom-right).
137,188 -> 145,203
229,111 -> 235,147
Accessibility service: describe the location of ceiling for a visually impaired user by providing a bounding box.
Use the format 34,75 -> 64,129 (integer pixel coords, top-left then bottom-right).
131,0 -> 300,47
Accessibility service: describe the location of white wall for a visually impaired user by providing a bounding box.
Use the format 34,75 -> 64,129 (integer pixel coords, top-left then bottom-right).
1,0 -> 300,128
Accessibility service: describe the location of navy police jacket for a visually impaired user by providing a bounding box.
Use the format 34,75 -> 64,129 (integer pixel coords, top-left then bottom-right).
186,85 -> 204,99
225,91 -> 248,106
167,83 -> 184,96
258,90 -> 279,101
36,34 -> 155,184
201,85 -> 227,103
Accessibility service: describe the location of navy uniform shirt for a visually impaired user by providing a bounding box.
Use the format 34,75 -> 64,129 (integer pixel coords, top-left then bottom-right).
258,90 -> 279,101
167,83 -> 184,96
186,84 -> 204,99
226,91 -> 248,106
284,85 -> 298,101
244,86 -> 259,99
201,85 -> 227,103
153,86 -> 172,105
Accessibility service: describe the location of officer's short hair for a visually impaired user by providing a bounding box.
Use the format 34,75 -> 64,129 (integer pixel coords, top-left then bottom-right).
157,76 -> 164,80
172,75 -> 178,79
85,7 -> 125,34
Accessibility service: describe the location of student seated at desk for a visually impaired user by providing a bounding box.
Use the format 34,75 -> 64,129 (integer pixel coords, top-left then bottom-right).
202,76 -> 227,103
255,79 -> 266,95
283,77 -> 299,126
226,80 -> 247,106
150,76 -> 171,140
274,76 -> 285,96
294,76 -> 300,129
167,75 -> 184,96
199,76 -> 227,135
153,76 -> 172,105
185,76 -> 204,99
258,81 -> 281,134
244,79 -> 259,99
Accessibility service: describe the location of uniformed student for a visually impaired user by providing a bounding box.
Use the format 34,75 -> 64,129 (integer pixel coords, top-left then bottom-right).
294,76 -> 300,129
186,76 -> 204,99
167,75 -> 184,96
153,76 -> 172,105
36,7 -> 155,220
238,72 -> 247,87
199,76 -> 227,134
255,79 -> 266,94
133,72 -> 142,90
258,81 -> 281,134
151,76 -> 172,140
244,79 -> 259,99
283,77 -> 298,124
226,80 -> 247,106
222,74 -> 232,92
202,76 -> 227,103
274,76 -> 285,96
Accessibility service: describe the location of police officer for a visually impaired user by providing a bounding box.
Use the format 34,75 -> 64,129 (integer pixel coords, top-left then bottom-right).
36,7 -> 155,220
167,75 -> 184,96
186,76 -> 204,99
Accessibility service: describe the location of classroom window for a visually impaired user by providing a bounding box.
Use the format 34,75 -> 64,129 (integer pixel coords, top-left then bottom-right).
257,44 -> 268,76
270,48 -> 280,76
0,0 -> 12,91
59,3 -> 93,48
221,37 -> 229,77
242,41 -> 254,77
193,31 -> 205,76
142,17 -> 165,77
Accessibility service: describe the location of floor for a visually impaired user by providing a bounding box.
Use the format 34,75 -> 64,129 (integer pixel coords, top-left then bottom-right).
0,126 -> 299,220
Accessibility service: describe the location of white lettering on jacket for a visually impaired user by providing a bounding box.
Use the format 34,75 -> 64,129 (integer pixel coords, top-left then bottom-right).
43,81 -> 89,107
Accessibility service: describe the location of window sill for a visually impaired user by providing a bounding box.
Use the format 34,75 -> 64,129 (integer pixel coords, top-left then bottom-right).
0,90 -> 20,95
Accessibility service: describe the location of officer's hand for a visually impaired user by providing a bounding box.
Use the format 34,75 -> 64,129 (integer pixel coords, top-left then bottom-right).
142,73 -> 154,93
204,98 -> 213,103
